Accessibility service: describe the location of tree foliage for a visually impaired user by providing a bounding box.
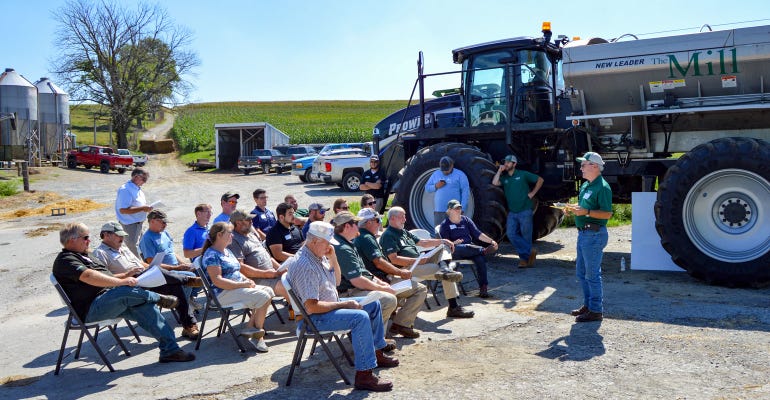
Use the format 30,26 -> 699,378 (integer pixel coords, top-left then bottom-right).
51,0 -> 199,148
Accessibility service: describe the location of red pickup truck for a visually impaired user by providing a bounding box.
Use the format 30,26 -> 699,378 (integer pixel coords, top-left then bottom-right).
67,145 -> 133,174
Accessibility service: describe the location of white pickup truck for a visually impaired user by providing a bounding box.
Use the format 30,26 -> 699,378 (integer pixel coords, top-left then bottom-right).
117,149 -> 148,167
311,145 -> 373,191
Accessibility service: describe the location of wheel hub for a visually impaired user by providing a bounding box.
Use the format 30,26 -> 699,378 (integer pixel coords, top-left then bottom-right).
718,198 -> 751,228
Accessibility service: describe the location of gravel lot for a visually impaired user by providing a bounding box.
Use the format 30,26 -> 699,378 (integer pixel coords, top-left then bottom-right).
1,154 -> 768,400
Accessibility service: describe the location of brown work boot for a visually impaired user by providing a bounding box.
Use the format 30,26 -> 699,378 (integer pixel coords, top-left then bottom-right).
354,370 -> 393,392
375,350 -> 400,368
518,259 -> 529,268
158,349 -> 195,363
528,248 -> 538,267
575,311 -> 603,322
389,323 -> 420,339
184,277 -> 203,288
446,306 -> 475,318
483,243 -> 498,256
570,305 -> 589,316
156,294 -> 179,309
181,324 -> 199,340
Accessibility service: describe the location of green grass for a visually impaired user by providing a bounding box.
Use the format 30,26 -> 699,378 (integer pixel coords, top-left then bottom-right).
170,101 -> 407,154
0,178 -> 20,196
179,150 -> 217,165
69,104 -> 160,150
559,198 -> 632,227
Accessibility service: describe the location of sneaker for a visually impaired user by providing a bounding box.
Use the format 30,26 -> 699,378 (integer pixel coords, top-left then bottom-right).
528,248 -> 538,267
483,243 -> 498,256
184,277 -> 204,288
251,337 -> 269,353
240,327 -> 265,340
156,294 -> 179,309
389,323 -> 420,339
575,311 -> 603,322
446,306 -> 475,318
434,269 -> 463,282
518,259 -> 530,268
159,349 -> 196,363
181,324 -> 199,340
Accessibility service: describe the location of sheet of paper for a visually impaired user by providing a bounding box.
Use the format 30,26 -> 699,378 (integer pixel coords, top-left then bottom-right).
148,252 -> 165,269
389,279 -> 413,294
149,200 -> 165,208
357,291 -> 386,306
409,245 -> 443,272
136,265 -> 165,288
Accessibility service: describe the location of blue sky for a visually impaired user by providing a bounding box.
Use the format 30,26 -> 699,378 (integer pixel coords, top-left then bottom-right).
2,0 -> 768,103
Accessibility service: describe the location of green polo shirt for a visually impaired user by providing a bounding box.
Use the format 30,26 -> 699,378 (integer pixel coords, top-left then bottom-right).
499,169 -> 540,213
354,228 -> 387,281
332,233 -> 373,293
379,226 -> 421,258
575,175 -> 613,228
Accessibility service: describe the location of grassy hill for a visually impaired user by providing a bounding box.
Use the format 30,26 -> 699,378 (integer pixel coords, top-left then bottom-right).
170,101 -> 406,154
68,104 -> 160,150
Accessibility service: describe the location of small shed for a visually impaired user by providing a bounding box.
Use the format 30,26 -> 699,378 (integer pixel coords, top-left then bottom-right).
214,122 -> 289,170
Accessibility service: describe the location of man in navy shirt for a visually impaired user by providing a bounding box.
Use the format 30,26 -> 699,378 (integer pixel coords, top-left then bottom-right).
251,188 -> 276,241
359,155 -> 385,211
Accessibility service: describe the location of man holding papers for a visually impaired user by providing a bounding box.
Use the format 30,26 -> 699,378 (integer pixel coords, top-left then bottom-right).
53,223 -> 195,363
92,221 -> 202,340
380,207 -> 475,319
353,209 -> 428,338
285,221 -> 399,392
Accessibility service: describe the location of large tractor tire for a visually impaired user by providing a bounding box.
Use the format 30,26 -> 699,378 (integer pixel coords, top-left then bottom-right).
655,137 -> 770,286
393,143 -> 507,240
533,204 -> 565,240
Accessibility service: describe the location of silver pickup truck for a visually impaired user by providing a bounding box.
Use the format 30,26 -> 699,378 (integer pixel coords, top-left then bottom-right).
311,144 -> 372,191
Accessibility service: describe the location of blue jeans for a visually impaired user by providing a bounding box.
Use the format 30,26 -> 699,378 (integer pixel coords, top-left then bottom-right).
301,298 -> 386,371
452,244 -> 488,286
507,209 -> 534,260
86,286 -> 180,357
575,228 -> 609,313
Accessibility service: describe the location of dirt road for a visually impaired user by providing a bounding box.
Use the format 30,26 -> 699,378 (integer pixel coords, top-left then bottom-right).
1,154 -> 768,400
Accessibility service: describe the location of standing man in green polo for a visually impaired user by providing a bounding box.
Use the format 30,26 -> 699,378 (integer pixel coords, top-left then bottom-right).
565,152 -> 612,322
492,154 -> 544,267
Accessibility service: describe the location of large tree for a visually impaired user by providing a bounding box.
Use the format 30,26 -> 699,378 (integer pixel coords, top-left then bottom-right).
51,0 -> 199,149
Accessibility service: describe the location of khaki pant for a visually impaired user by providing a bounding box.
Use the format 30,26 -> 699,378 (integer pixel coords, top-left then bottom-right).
343,280 -> 428,327
412,263 -> 460,300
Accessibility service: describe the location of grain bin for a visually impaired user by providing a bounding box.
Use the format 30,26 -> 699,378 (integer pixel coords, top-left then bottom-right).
35,77 -> 71,159
0,68 -> 37,161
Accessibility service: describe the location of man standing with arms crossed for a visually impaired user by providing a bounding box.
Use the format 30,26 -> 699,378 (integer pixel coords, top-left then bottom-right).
492,154 -> 544,268
359,155 -> 385,211
115,168 -> 152,257
565,152 -> 612,323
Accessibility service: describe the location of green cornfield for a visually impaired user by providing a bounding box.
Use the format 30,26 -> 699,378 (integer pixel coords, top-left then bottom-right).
171,101 -> 407,154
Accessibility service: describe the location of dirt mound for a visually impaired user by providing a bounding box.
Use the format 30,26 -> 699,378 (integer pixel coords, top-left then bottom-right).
0,191 -> 108,220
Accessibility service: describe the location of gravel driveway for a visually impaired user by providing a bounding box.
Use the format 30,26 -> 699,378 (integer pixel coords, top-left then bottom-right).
1,154 -> 768,400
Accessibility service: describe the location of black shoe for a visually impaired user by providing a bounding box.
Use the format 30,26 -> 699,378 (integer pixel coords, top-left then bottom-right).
159,349 -> 195,363
575,311 -> 603,322
156,294 -> 179,309
446,306 -> 475,318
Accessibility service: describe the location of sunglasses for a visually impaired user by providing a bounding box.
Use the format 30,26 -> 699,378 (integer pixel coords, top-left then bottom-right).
318,209 -> 327,215
227,199 -> 238,204
367,201 -> 376,206
340,206 -> 349,211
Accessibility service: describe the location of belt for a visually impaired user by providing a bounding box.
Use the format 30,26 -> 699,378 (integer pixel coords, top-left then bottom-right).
577,222 -> 602,232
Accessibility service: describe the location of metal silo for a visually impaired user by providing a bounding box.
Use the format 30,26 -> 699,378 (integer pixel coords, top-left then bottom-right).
35,77 -> 70,160
0,68 -> 38,162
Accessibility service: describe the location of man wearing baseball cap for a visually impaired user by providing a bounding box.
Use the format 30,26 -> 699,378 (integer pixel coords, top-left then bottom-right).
213,191 -> 240,224
93,221 -> 202,340
492,154 -> 544,267
286,221 -> 399,392
424,155 -> 470,226
359,155 -> 385,211
301,202 -> 330,238
565,151 -> 612,323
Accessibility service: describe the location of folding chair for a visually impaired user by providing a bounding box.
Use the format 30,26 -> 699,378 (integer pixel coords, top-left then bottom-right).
50,274 -> 141,375
281,274 -> 354,386
193,264 -> 251,353
410,228 -> 449,306
435,225 -> 480,295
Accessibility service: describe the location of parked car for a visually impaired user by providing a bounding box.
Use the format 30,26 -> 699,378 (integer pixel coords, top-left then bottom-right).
117,148 -> 148,167
291,143 -> 365,183
67,145 -> 133,174
284,145 -> 317,161
311,147 -> 373,191
238,148 -> 292,174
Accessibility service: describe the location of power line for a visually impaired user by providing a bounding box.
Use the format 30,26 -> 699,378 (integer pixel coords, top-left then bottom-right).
636,18 -> 770,37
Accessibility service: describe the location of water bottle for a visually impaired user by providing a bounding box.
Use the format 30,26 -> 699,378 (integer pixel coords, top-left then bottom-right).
620,257 -> 627,271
